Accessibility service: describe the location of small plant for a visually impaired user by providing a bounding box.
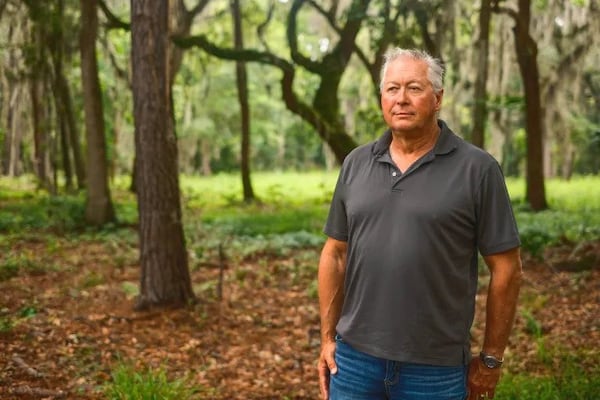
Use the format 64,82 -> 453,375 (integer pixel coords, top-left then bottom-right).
121,282 -> 139,299
81,271 -> 106,288
0,316 -> 14,332
0,306 -> 38,332
522,310 -> 543,338
0,253 -> 49,281
521,309 -> 553,365
306,279 -> 318,299
103,362 -> 198,400
0,256 -> 20,281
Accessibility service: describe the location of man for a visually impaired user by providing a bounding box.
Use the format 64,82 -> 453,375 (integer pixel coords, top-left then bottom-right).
317,48 -> 522,400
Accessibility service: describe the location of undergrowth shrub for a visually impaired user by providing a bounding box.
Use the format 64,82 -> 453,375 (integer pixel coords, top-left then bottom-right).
0,194 -> 86,233
103,363 -> 198,400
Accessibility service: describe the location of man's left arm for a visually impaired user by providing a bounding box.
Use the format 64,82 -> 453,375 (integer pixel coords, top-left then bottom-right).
468,246 -> 523,399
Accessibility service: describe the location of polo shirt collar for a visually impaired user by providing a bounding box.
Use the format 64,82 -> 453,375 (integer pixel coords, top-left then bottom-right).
371,119 -> 459,158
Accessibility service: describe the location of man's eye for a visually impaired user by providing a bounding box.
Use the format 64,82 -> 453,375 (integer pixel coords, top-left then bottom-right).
408,86 -> 422,92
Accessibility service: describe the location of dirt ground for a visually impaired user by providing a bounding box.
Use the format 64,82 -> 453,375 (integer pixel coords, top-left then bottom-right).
0,237 -> 598,399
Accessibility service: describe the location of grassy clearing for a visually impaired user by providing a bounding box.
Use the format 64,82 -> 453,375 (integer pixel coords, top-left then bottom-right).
2,172 -> 600,278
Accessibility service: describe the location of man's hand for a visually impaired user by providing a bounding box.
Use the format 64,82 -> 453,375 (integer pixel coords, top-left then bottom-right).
466,357 -> 501,399
318,340 -> 337,400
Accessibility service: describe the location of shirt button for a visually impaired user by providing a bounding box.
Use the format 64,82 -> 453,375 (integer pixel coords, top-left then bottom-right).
392,171 -> 397,177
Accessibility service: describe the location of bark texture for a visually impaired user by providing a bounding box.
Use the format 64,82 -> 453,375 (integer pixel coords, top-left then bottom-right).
131,0 -> 194,309
80,0 -> 115,225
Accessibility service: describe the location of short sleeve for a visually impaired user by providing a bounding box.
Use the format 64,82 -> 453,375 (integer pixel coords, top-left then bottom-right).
323,167 -> 349,242
476,162 -> 521,255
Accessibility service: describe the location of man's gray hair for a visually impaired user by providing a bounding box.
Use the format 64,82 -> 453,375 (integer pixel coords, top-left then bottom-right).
379,48 -> 445,94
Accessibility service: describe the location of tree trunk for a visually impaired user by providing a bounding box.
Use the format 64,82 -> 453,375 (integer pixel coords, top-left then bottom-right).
8,85 -> 24,177
61,72 -> 86,190
200,138 -> 212,176
30,77 -> 50,188
470,0 -> 491,148
495,0 -> 548,210
56,102 -> 73,190
49,0 -> 86,190
2,97 -> 13,176
80,0 -> 115,226
131,0 -> 194,310
513,0 -> 547,210
231,0 -> 255,202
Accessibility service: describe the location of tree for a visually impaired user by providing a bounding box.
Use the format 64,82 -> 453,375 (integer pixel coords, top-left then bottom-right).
80,0 -> 116,225
493,0 -> 548,211
130,0 -> 194,310
49,0 -> 86,191
174,0 -> 378,163
172,0 -> 464,164
231,0 -> 255,202
470,0 -> 491,148
22,0 -> 86,191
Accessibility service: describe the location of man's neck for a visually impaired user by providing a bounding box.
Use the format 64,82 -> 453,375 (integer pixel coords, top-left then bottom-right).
390,122 -> 440,157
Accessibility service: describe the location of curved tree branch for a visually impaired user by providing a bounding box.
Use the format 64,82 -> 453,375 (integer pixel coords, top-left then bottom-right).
257,0 -> 275,52
172,34 -> 333,141
306,0 -> 341,34
287,0 -> 322,74
98,0 -> 130,30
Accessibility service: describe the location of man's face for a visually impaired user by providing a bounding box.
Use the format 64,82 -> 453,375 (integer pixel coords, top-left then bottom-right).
380,56 -> 443,134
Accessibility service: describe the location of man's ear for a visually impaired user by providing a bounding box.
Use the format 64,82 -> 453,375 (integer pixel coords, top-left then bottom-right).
434,89 -> 444,112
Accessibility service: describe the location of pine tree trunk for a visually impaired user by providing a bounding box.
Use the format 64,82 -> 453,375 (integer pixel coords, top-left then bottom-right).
131,0 -> 195,310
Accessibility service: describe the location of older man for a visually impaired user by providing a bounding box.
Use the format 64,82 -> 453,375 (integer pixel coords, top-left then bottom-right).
317,48 -> 522,400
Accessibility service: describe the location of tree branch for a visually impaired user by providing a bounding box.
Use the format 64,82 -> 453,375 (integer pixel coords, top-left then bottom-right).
173,34 -> 291,70
491,1 -> 518,23
306,0 -> 341,34
257,1 -> 275,52
304,0 -> 374,79
172,34 -> 332,138
98,0 -> 130,31
287,0 -> 322,73
188,0 -> 211,19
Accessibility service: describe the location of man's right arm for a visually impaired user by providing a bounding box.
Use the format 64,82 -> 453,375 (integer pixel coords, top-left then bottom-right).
317,237 -> 347,400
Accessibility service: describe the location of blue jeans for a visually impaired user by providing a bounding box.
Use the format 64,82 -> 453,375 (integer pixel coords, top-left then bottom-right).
330,336 -> 467,400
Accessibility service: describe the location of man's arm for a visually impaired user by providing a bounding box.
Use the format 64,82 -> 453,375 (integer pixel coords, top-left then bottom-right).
317,237 -> 347,400
468,246 -> 523,399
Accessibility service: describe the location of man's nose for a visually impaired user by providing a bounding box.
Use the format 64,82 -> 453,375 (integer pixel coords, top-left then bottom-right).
396,88 -> 409,104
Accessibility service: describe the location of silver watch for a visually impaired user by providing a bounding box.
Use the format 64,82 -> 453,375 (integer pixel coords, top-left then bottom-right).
480,351 -> 504,369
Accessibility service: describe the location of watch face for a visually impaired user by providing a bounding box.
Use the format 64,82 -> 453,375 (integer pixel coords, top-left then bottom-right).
484,357 -> 499,368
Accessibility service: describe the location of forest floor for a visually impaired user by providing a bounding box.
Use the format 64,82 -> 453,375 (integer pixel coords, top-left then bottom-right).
0,235 -> 598,399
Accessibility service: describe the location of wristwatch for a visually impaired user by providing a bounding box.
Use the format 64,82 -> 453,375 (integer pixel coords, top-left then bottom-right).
480,351 -> 504,369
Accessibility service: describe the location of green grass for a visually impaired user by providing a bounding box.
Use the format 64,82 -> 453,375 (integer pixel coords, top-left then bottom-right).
2,173 -> 600,260
505,177 -> 600,256
103,363 -> 199,400
496,360 -> 600,399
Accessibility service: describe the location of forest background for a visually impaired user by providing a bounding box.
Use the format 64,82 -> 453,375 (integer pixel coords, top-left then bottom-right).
0,0 -> 599,399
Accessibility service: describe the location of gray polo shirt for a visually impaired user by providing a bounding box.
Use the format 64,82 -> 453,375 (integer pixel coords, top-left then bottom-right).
324,120 -> 520,366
